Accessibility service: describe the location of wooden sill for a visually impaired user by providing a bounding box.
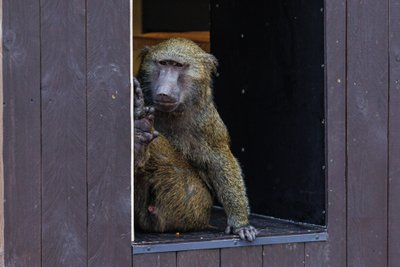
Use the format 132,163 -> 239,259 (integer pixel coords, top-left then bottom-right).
133,31 -> 210,52
132,207 -> 327,254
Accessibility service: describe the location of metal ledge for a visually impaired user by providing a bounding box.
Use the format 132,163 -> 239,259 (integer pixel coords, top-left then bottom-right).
132,231 -> 327,254
133,208 -> 327,254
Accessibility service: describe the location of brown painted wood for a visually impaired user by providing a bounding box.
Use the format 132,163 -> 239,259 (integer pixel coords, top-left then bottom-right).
2,0 -> 42,266
87,0 -> 131,266
305,1 -> 347,266
221,246 -> 262,267
304,243 -> 329,267
389,0 -> 400,266
177,249 -> 219,267
40,0 -> 87,266
0,12 -> 3,262
263,243 -> 304,267
347,0 -> 389,266
132,252 -> 176,267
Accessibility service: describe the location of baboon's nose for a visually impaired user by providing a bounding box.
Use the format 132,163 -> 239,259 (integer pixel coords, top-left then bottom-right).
155,94 -> 178,104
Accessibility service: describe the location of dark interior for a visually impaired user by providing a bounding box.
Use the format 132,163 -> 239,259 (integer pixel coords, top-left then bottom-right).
139,0 -> 325,228
142,0 -> 210,33
211,1 -> 325,225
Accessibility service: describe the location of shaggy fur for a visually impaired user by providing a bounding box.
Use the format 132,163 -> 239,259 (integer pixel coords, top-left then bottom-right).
134,38 -> 257,241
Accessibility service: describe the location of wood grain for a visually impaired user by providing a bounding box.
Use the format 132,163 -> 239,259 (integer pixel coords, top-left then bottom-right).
304,242 -> 330,267
263,243 -> 304,267
2,0 -> 42,266
40,0 -> 87,266
389,0 -> 400,266
221,246 -> 262,267
0,0 -> 4,265
347,0 -> 389,266
87,0 -> 132,266
305,1 -> 347,266
133,252 -> 176,267
177,249 -> 219,267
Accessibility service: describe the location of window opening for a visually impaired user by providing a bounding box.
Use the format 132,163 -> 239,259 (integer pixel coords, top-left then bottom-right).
132,0 -> 326,253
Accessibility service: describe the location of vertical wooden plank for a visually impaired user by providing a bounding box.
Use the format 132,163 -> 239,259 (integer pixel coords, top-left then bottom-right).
40,0 -> 87,266
2,0 -> 42,266
177,249 -> 219,267
221,247 -> 262,267
305,1 -> 347,266
263,243 -> 304,267
0,0 -> 4,265
304,243 -> 329,267
132,253 -> 176,267
388,0 -> 400,266
87,0 -> 131,266
347,0 -> 389,266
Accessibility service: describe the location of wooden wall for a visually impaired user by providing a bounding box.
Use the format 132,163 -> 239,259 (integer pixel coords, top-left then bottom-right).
132,0 -> 400,266
0,0 -> 4,265
2,0 -> 131,266
2,0 -> 400,267
389,0 -> 400,266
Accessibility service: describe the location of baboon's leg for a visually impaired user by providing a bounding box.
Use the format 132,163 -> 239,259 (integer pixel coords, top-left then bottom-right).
135,137 -> 213,232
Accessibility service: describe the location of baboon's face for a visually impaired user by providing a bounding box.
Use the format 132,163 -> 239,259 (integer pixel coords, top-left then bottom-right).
139,38 -> 217,113
150,59 -> 189,112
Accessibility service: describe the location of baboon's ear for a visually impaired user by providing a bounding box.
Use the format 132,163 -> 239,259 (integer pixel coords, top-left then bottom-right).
204,53 -> 218,75
138,46 -> 150,63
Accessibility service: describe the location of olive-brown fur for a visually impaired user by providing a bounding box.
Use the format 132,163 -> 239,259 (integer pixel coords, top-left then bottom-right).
134,38 -> 257,241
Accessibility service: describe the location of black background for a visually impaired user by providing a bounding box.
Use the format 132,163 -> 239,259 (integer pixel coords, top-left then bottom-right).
143,0 -> 326,225
143,0 -> 210,32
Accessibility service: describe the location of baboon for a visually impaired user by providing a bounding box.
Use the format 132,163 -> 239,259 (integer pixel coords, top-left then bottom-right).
134,38 -> 257,241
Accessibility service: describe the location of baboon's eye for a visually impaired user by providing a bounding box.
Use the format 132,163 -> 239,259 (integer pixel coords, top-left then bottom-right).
158,60 -> 184,67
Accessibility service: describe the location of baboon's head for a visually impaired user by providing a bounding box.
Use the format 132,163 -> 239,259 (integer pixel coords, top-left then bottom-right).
138,38 -> 218,113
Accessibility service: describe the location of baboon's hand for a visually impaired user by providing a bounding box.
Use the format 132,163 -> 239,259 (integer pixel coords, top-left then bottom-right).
225,224 -> 258,242
134,77 -> 145,120
135,107 -> 158,144
134,77 -> 158,169
133,77 -> 158,141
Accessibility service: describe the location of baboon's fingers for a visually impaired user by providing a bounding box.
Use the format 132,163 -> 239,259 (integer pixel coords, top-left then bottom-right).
244,226 -> 258,242
225,226 -> 232,234
136,132 -> 153,143
133,79 -> 145,119
134,84 -> 143,101
143,106 -> 155,116
147,106 -> 155,116
244,229 -> 255,242
238,230 -> 245,240
133,77 -> 140,89
143,132 -> 154,142
134,94 -> 143,107
231,225 -> 258,242
152,131 -> 159,139
134,102 -> 145,119
145,107 -> 156,122
134,118 -> 151,131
